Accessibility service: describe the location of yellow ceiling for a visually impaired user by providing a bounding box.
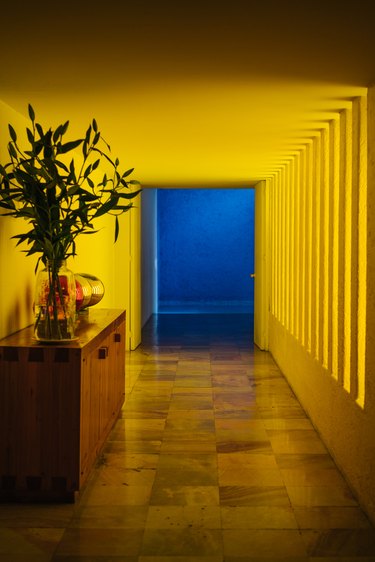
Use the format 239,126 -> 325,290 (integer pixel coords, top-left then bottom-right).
1,0 -> 374,188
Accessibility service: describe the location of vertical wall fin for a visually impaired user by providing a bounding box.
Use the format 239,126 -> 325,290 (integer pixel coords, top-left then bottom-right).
356,95 -> 367,407
264,94 -> 367,406
331,116 -> 340,381
305,142 -> 313,353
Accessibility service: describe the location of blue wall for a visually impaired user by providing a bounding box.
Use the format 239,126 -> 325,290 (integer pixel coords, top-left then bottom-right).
158,188 -> 255,312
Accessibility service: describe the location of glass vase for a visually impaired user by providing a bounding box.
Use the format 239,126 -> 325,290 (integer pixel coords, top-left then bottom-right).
34,259 -> 76,341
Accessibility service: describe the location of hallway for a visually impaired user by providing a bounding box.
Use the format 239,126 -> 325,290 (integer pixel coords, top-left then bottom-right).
1,313 -> 375,560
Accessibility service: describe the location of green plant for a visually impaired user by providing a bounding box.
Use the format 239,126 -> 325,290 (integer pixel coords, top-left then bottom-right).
0,103 -> 141,268
0,104 -> 141,340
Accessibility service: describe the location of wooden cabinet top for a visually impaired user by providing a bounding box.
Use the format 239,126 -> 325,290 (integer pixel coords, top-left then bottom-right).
0,308 -> 126,352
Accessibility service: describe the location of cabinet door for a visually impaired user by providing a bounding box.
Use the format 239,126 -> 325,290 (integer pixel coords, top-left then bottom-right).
80,339 -> 107,485
0,346 -> 81,499
79,319 -> 125,487
111,319 -> 126,416
97,321 -> 125,442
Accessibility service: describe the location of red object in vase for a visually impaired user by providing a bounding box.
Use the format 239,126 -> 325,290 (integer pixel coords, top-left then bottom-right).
75,279 -> 85,311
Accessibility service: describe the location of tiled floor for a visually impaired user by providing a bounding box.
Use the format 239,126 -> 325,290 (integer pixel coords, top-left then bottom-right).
1,313 -> 375,561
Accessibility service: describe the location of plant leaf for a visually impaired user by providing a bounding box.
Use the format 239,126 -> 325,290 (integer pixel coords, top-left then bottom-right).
8,124 -> 17,142
67,185 -> 80,196
83,164 -> 92,179
34,141 -> 43,156
117,189 -> 142,199
8,143 -> 17,159
59,139 -> 84,154
53,125 -> 64,143
122,168 -> 134,178
61,121 -> 69,135
35,123 -> 44,137
92,158 -> 100,171
93,196 -> 119,218
85,125 -> 92,144
82,141 -> 88,158
54,160 -> 69,172
26,128 -> 34,145
28,104 -> 35,122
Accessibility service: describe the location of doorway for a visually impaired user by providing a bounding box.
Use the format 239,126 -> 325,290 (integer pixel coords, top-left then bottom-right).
158,188 -> 254,313
141,188 -> 255,324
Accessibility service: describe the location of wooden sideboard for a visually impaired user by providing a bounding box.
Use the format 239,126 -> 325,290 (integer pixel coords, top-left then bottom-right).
0,308 -> 126,502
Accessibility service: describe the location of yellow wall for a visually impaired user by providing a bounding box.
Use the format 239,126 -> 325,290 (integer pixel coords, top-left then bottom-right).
0,101 -> 141,348
255,88 -> 375,524
0,101 -> 35,340
113,193 -> 142,350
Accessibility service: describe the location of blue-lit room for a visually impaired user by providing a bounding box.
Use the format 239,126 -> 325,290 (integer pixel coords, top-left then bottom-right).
142,187 -> 257,321
157,188 -> 255,314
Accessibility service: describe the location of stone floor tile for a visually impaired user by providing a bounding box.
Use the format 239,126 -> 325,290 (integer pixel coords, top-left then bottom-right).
150,485 -> 220,506
141,528 -> 223,556
301,528 -> 375,557
54,528 -> 144,557
0,528 -> 64,558
217,452 -> 278,469
0,504 -> 74,528
287,485 -> 358,507
223,529 -> 308,557
221,506 -> 298,529
294,506 -> 372,529
218,467 -> 284,486
161,441 -> 217,453
145,505 -> 221,529
219,485 -> 291,506
70,505 -> 149,529
78,484 -> 153,506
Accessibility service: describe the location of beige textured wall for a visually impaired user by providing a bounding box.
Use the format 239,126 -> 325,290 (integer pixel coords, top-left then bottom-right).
257,90 -> 375,524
